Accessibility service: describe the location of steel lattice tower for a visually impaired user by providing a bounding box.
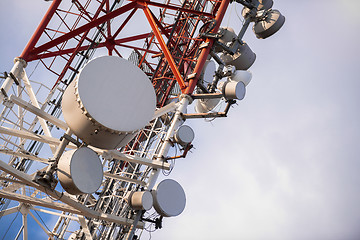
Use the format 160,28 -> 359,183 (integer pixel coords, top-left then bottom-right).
0,0 -> 285,239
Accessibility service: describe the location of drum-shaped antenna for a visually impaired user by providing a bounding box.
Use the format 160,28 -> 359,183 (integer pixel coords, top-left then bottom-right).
222,81 -> 246,100
196,60 -> 220,113
174,125 -> 195,146
229,70 -> 253,86
220,42 -> 256,70
129,191 -> 153,211
195,98 -> 220,113
152,179 -> 186,217
242,0 -> 274,18
62,56 -> 156,149
201,60 -> 216,86
57,147 -> 103,195
253,9 -> 285,39
214,27 -> 237,52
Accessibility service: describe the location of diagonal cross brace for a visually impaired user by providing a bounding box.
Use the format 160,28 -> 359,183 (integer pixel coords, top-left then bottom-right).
142,4 -> 187,91
0,159 -> 144,228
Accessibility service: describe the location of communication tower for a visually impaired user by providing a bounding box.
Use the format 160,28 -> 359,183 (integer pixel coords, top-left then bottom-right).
0,0 -> 284,239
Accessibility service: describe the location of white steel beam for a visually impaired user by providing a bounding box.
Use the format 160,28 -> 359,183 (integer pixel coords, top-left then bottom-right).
0,126 -> 77,149
28,210 -> 55,240
78,216 -> 93,240
2,167 -> 47,193
22,73 -> 53,135
0,160 -> 144,228
0,190 -> 82,214
152,101 -> 178,120
9,95 -> 68,130
125,94 -> 191,240
17,83 -> 24,144
22,71 -> 56,154
0,126 -> 60,146
102,149 -> 170,170
23,213 -> 28,240
0,176 -> 23,184
104,172 -> 146,186
14,226 -> 24,240
31,207 -> 79,221
0,58 -> 26,103
0,205 -> 19,216
146,95 -> 191,189
0,149 -> 48,163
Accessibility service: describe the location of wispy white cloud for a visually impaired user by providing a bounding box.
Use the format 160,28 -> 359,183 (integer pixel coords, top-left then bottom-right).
1,0 -> 360,240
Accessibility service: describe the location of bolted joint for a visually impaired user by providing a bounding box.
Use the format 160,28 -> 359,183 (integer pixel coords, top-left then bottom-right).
14,57 -> 28,68
179,94 -> 193,104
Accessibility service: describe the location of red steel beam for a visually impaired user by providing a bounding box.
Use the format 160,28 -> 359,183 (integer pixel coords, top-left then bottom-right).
53,0 -> 112,87
32,32 -> 161,60
143,3 -> 186,91
112,8 -> 137,39
149,10 -> 177,47
72,0 -> 94,21
26,1 -> 139,60
184,0 -> 230,95
20,0 -> 62,61
129,0 -> 213,18
116,43 -> 160,54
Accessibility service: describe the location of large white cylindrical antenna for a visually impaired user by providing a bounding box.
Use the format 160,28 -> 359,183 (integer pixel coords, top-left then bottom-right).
62,56 -> 156,149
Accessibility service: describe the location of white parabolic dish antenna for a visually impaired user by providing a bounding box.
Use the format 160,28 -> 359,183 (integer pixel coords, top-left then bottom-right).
57,147 -> 103,195
201,60 -> 216,85
152,179 -> 186,217
77,56 -> 155,131
62,56 -> 156,149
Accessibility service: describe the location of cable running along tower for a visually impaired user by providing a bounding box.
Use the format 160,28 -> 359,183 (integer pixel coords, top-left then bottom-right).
0,0 -> 285,239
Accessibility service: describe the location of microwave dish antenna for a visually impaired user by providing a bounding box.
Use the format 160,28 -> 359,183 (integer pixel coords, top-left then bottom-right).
62,56 -> 156,149
0,0 -> 285,239
57,147 -> 103,195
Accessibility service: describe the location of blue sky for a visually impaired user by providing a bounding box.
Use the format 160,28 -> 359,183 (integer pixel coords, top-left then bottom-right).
1,0 -> 360,239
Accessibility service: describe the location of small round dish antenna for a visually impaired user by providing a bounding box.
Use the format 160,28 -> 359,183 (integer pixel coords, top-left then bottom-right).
201,60 -> 216,86
220,42 -> 256,70
129,191 -> 153,211
174,125 -> 195,146
152,179 -> 186,217
57,147 -> 103,195
229,70 -> 253,86
253,9 -> 285,39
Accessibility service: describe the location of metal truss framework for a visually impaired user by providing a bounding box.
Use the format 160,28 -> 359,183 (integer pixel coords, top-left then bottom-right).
19,0 -> 228,102
0,0 -> 236,239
